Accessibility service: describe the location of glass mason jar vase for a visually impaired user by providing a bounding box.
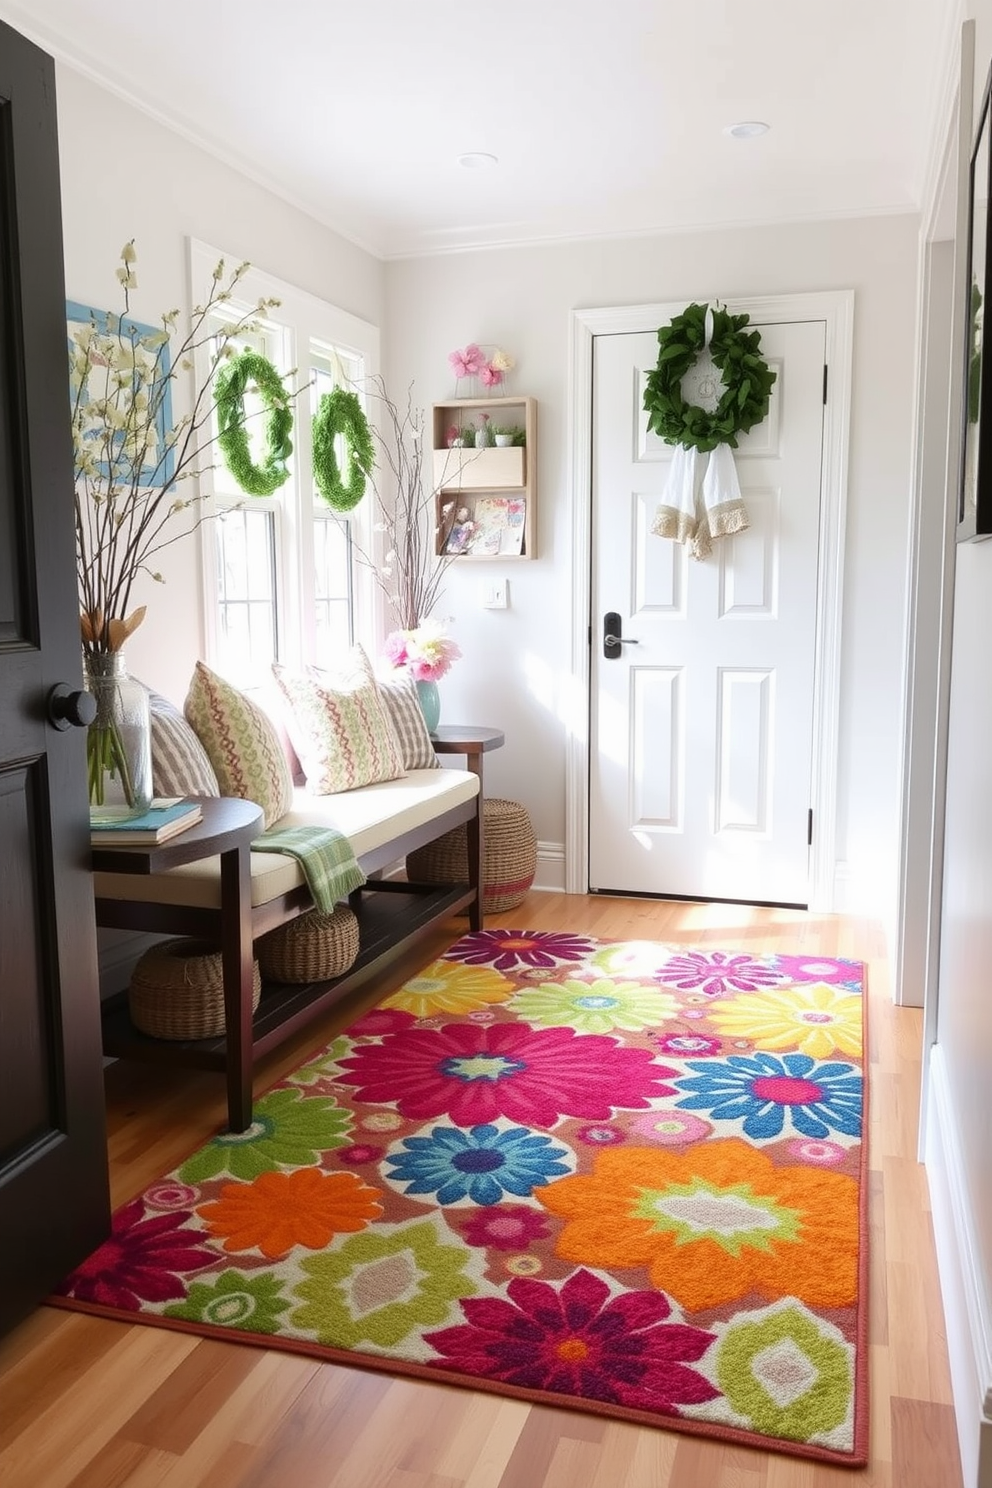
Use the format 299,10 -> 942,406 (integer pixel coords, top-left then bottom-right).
83,651 -> 153,822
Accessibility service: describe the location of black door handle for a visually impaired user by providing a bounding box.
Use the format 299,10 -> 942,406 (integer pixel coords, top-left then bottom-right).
47,685 -> 97,731
603,612 -> 639,659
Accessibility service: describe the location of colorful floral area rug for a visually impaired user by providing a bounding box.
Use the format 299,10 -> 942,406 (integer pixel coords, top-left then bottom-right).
52,932 -> 868,1465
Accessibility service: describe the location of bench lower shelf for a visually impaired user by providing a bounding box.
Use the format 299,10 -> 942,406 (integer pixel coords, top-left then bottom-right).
101,881 -> 474,1117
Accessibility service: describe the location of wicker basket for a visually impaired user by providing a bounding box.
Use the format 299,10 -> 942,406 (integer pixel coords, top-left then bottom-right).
406,797 -> 537,914
128,938 -> 261,1041
256,903 -> 360,984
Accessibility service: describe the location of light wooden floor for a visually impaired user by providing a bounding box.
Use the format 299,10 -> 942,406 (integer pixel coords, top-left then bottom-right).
0,893 -> 962,1488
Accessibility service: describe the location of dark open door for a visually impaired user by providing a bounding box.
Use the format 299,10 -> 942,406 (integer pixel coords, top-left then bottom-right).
0,21 -> 110,1336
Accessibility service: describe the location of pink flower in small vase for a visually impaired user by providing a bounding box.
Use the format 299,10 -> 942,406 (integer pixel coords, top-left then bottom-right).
407,632 -> 462,682
383,621 -> 461,683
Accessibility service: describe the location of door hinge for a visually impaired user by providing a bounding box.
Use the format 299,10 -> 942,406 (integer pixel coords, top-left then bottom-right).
822,364 -> 828,404
807,808 -> 813,846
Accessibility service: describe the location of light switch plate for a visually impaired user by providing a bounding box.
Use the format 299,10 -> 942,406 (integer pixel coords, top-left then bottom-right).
481,579 -> 508,609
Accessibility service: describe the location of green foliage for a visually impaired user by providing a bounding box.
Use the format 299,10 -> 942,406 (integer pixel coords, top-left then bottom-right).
312,387 -> 375,512
214,349 -> 294,497
642,303 -> 777,454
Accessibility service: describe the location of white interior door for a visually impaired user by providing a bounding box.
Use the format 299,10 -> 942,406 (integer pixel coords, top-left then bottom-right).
589,317 -> 827,905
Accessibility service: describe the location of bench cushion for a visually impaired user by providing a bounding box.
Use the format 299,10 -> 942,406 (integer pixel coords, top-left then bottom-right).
93,769 -> 479,910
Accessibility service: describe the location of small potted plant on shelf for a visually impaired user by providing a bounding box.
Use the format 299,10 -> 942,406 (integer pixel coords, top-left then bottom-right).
493,425 -> 525,447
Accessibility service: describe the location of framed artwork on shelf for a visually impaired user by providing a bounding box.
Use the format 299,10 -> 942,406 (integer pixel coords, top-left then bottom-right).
959,61 -> 992,541
441,495 -> 527,557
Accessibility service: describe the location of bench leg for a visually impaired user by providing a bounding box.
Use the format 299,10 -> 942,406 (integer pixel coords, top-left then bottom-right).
220,841 -> 254,1132
466,794 -> 484,932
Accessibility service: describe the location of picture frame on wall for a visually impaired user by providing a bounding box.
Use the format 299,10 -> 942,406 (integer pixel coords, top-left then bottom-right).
959,60 -> 992,541
66,300 -> 175,487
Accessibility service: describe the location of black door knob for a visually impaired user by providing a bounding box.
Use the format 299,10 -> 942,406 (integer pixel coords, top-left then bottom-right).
47,685 -> 97,731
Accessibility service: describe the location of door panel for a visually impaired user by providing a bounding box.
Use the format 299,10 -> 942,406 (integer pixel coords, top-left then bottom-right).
715,668 -> 772,832
0,21 -> 109,1337
590,318 -> 826,905
632,666 -> 682,829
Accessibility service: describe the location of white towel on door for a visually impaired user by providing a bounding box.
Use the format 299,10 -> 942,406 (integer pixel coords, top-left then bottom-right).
650,444 -> 698,547
652,443 -> 749,560
697,443 -> 749,556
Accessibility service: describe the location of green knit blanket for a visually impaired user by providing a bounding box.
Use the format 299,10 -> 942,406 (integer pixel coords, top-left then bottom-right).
251,824 -> 365,913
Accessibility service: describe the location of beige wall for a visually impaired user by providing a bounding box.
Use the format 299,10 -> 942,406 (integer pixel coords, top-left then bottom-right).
384,215 -> 920,915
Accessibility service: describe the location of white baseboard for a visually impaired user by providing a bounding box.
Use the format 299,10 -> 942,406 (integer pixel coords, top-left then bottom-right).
925,1044 -> 992,1488
533,840 -> 565,893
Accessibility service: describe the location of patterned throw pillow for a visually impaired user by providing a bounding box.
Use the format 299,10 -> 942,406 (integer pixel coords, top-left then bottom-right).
376,670 -> 439,769
273,658 -> 405,795
184,661 -> 294,828
147,690 -> 220,797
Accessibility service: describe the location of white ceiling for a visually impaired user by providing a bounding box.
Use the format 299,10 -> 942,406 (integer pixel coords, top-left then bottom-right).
0,0 -> 958,260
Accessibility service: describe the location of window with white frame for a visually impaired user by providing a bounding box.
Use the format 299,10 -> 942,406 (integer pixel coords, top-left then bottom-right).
189,240 -> 380,688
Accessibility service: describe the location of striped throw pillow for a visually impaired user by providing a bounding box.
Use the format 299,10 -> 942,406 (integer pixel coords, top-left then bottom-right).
148,690 -> 220,797
184,662 -> 294,828
273,659 -> 404,795
376,670 -> 439,769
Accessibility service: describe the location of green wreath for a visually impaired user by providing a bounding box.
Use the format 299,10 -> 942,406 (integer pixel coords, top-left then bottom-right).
214,350 -> 294,497
312,387 -> 375,512
643,303 -> 777,454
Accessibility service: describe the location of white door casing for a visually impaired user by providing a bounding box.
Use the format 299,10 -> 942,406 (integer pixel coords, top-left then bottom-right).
566,293 -> 854,909
589,318 -> 826,904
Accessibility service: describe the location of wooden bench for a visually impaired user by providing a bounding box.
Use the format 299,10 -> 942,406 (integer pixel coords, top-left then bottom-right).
93,768 -> 483,1132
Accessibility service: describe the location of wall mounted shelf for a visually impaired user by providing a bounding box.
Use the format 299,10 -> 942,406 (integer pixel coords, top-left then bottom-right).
431,395 -> 537,559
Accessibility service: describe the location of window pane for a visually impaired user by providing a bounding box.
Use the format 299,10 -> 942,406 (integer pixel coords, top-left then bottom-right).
313,513 -> 352,656
314,598 -> 352,659
215,507 -> 277,681
314,514 -> 350,597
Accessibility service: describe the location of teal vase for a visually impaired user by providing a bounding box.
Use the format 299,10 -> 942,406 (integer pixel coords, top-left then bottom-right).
415,679 -> 441,733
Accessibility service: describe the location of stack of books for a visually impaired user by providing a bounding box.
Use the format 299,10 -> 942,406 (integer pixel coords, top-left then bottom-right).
90,797 -> 203,846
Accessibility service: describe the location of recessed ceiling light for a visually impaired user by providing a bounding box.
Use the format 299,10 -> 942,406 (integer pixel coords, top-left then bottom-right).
458,151 -> 498,169
724,121 -> 770,140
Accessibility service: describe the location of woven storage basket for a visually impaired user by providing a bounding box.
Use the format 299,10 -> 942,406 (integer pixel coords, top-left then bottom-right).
406,797 -> 537,914
128,938 -> 261,1041
256,903 -> 360,984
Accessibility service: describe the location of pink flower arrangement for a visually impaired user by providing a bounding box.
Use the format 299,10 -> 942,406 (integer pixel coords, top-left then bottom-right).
384,620 -> 462,682
448,344 -> 516,391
